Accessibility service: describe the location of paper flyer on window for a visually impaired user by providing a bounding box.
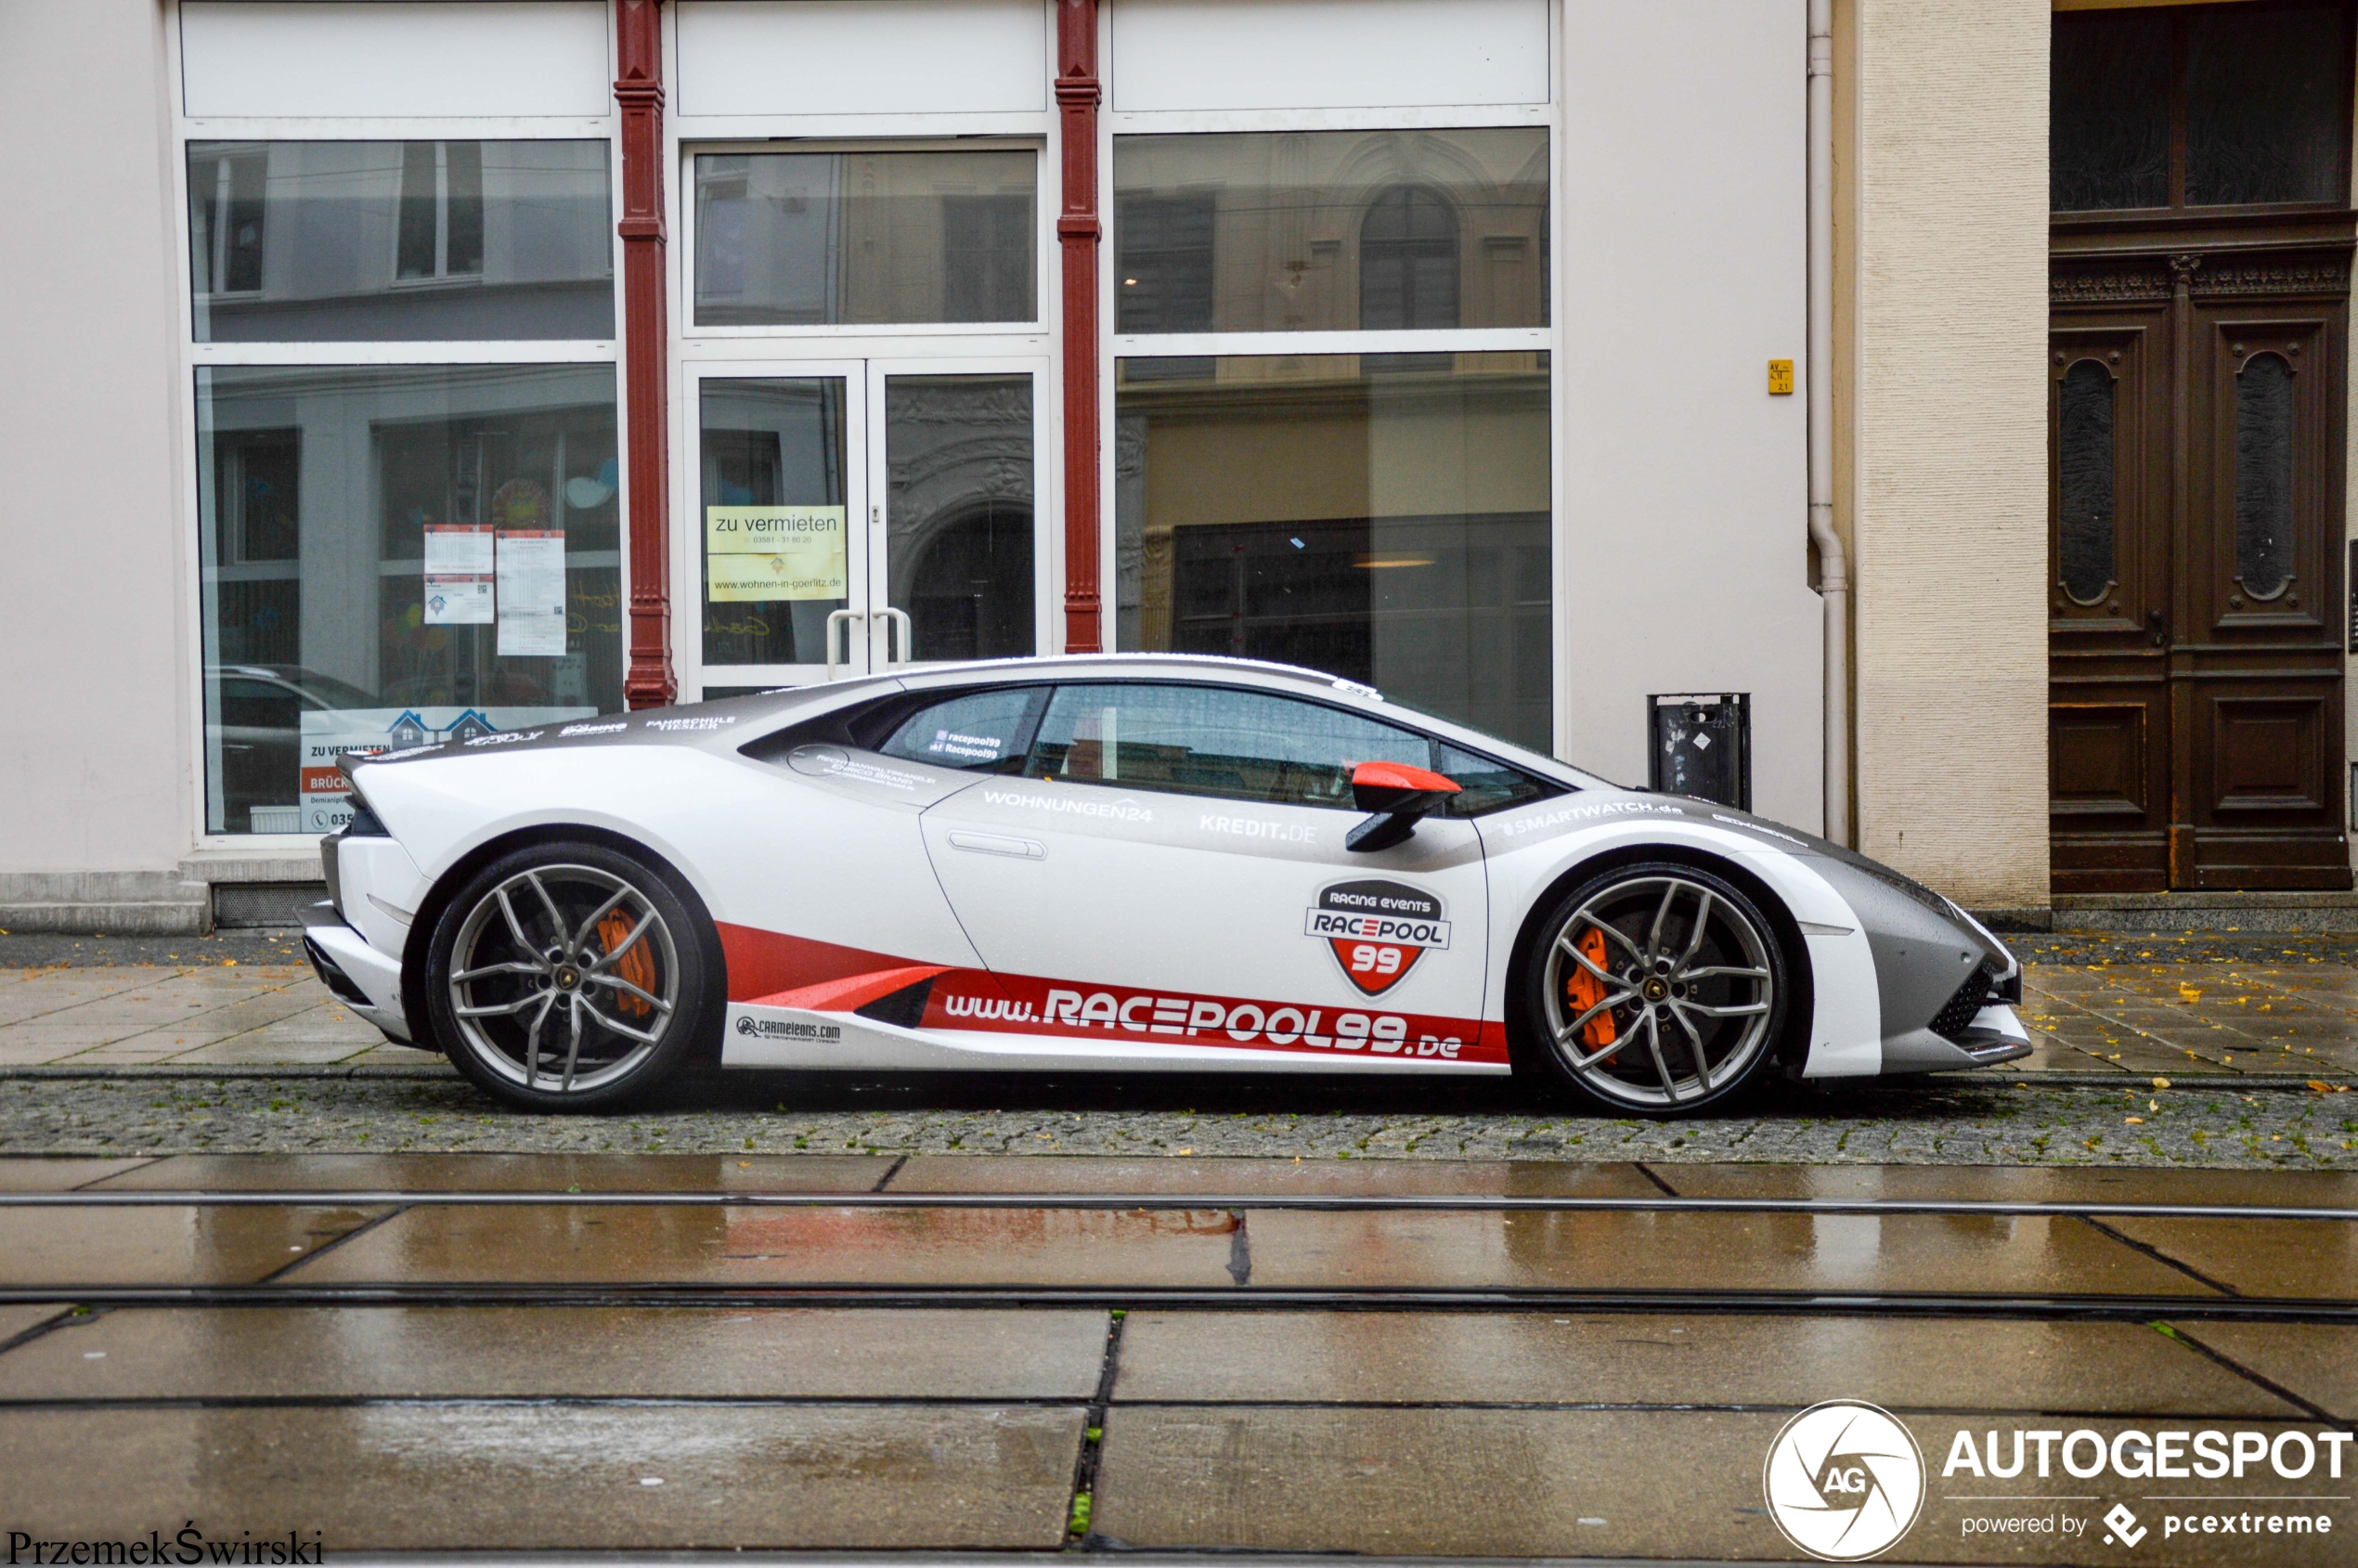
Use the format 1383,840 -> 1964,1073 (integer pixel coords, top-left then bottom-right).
297,705 -> 595,833
705,505 -> 849,601
496,529 -> 569,656
422,525 -> 495,625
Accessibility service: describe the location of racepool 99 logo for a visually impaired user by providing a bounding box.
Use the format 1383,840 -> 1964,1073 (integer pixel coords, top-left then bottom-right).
1303,879 -> 1451,997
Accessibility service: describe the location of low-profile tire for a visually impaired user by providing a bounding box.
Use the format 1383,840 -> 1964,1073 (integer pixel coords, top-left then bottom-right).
1517,861 -> 1790,1117
422,841 -> 718,1112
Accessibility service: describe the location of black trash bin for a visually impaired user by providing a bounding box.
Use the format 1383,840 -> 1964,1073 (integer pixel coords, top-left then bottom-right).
1647,693 -> 1751,811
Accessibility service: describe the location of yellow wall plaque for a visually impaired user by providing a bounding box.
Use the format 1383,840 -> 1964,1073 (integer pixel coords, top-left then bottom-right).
705,505 -> 848,602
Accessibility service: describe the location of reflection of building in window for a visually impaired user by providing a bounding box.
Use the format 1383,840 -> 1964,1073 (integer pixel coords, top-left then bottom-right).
397,141 -> 485,280
1112,129 -> 1547,336
942,195 -> 1032,322
208,429 -> 301,666
886,376 -> 1034,661
1114,355 -> 1552,750
192,148 -> 268,294
185,141 -> 614,342
1359,186 -> 1459,330
690,150 -> 1036,327
1116,192 -> 1217,333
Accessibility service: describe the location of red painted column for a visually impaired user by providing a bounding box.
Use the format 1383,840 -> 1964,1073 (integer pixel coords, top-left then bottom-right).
616,0 -> 677,707
1056,0 -> 1103,653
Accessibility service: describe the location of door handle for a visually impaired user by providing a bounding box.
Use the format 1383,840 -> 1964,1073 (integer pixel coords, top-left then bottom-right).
946,830 -> 1044,860
824,608 -> 864,680
2145,608 -> 2169,648
880,606 -> 913,667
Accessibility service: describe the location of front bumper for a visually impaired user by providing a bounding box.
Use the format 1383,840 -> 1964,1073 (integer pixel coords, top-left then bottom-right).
1880,1003 -> 2033,1075
300,901 -> 414,1043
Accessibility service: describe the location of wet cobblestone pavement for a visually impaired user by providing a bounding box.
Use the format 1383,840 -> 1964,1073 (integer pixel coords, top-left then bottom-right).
2,1071 -> 2353,1166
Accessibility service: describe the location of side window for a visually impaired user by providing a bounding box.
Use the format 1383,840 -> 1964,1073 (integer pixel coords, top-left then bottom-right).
1027,683 -> 1430,810
876,687 -> 1045,773
1434,741 -> 1561,817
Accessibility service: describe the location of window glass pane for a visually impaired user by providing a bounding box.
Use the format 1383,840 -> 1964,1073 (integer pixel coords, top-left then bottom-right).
198,365 -> 622,835
887,375 -> 1035,661
2234,353 -> 2297,600
1432,741 -> 1558,818
2051,12 -> 2171,211
1115,354 -> 1552,751
2056,359 -> 2118,604
2186,4 -> 2348,206
693,150 -> 1037,326
699,378 -> 851,667
1113,130 -> 1548,333
187,142 -> 614,342
878,688 -> 1045,771
1029,683 -> 1432,809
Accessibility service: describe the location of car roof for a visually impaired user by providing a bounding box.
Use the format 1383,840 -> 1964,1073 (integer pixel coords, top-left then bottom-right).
879,654 -> 1613,790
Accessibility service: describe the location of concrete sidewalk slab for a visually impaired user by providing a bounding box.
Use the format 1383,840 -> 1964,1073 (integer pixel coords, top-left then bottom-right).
0,1305 -> 1109,1400
0,1156 -> 154,1191
2101,1215 -> 2358,1299
1240,1210 -> 2227,1297
284,1202 -> 1247,1288
1652,1163 -> 2358,1207
1111,1312 -> 2302,1417
885,1154 -> 1663,1195
0,1404 -> 1084,1549
2170,1321 -> 2358,1421
0,1204 -> 385,1287
89,1151 -> 899,1192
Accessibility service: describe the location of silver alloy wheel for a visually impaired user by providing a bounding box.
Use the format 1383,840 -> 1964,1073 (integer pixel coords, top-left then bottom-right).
1539,873 -> 1776,1108
445,863 -> 680,1095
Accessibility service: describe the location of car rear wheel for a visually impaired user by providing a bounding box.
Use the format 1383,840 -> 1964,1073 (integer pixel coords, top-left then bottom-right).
1520,862 -> 1788,1116
423,842 -> 715,1112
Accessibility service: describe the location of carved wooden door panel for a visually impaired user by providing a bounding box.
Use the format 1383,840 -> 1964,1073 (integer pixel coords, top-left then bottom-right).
2050,251 -> 2352,892
2049,309 -> 2172,889
2182,277 -> 2349,888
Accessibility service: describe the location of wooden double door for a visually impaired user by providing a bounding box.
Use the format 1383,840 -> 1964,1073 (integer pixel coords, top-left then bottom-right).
2049,242 -> 2353,891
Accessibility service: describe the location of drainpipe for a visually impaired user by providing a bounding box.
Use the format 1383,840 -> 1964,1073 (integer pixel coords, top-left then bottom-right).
1807,0 -> 1851,845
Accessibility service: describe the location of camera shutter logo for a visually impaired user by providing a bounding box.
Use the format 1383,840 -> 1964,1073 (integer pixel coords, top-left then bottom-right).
1762,1400 -> 1925,1561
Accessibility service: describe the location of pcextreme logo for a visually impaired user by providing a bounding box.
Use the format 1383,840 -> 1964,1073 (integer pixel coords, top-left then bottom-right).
1763,1401 -> 1927,1561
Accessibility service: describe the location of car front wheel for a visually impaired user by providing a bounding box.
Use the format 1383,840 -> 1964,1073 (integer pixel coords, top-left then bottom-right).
1521,862 -> 1788,1115
423,842 -> 715,1112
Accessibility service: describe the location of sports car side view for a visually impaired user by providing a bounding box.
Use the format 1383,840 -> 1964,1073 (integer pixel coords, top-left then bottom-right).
302,654 -> 2028,1115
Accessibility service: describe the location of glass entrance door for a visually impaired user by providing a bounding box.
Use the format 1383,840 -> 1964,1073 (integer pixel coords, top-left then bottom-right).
692,361 -> 1042,691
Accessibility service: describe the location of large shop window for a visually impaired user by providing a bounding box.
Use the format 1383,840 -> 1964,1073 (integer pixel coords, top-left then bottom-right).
1113,354 -> 1552,751
1113,129 -> 1548,334
693,149 -> 1038,326
197,365 -> 622,835
188,141 -> 615,341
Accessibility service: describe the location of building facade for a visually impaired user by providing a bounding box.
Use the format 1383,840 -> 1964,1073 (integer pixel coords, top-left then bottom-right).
0,0 -> 2342,932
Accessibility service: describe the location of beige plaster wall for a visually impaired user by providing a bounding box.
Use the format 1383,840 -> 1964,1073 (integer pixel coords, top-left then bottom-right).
1848,0 -> 2053,907
0,1 -> 191,879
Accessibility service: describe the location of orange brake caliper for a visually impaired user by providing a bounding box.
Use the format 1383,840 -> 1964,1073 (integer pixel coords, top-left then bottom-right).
596,913 -> 656,1019
1563,928 -> 1619,1055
